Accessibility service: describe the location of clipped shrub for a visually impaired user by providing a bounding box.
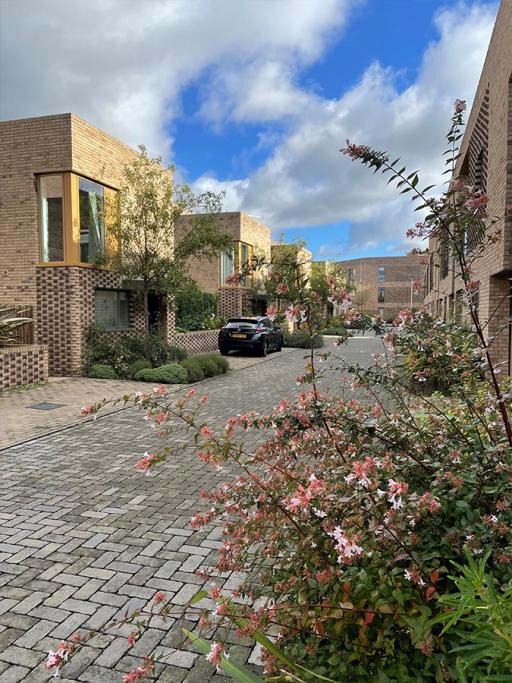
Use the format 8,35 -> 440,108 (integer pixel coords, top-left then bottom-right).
180,353 -> 229,383
322,325 -> 349,337
180,358 -> 205,383
283,331 -> 324,348
135,363 -> 188,384
128,359 -> 151,378
88,363 -> 118,379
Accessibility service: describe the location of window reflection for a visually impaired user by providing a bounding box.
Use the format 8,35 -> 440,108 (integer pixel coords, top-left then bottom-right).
79,177 -> 104,263
39,175 -> 64,262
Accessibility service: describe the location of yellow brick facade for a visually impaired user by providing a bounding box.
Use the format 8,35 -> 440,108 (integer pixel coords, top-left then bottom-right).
424,0 -> 512,369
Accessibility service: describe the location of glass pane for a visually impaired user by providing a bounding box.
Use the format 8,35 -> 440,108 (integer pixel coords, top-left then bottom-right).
118,291 -> 130,328
79,177 -> 104,263
95,290 -> 117,328
39,175 -> 64,261
220,249 -> 234,284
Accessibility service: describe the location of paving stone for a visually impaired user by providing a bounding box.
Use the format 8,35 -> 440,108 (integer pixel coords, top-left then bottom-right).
0,644 -> 45,667
14,619 -> 55,648
0,665 -> 30,682
0,347 -> 347,682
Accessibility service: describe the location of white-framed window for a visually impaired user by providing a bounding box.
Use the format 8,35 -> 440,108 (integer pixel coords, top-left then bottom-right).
94,289 -> 130,330
378,266 -> 385,283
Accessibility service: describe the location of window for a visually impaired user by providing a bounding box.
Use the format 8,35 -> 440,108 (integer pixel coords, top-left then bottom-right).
220,248 -> 234,285
378,266 -> 385,283
377,287 -> 385,303
94,289 -> 130,330
79,177 -> 104,263
239,243 -> 250,285
39,175 -> 64,262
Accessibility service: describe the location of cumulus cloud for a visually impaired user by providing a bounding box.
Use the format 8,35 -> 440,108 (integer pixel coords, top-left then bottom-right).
1,0 -> 497,254
193,2 -> 497,251
0,0 -> 354,156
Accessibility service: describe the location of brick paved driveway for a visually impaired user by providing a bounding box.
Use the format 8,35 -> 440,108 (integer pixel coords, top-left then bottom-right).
0,338 -> 381,682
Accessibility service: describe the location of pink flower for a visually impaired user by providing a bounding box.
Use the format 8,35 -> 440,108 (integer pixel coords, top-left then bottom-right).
153,591 -> 166,604
127,631 -> 138,646
330,527 -> 363,564
387,480 -> 408,509
122,657 -> 155,682
153,384 -> 167,396
80,405 -> 94,417
206,642 -> 224,669
185,388 -> 197,399
200,426 -> 214,438
454,99 -> 466,113
200,394 -> 209,404
135,452 -> 159,475
155,412 -> 168,424
266,306 -> 278,321
465,193 -> 488,209
46,649 -> 66,676
276,283 -> 289,296
225,273 -> 242,286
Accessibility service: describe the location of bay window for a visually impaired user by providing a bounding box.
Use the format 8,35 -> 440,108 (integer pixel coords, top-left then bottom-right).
39,175 -> 64,262
38,173 -> 116,266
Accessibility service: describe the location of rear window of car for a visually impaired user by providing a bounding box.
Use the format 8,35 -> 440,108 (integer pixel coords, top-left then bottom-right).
225,319 -> 260,328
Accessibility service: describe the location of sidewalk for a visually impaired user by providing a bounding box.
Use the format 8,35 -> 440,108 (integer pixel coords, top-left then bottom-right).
0,350 -> 295,450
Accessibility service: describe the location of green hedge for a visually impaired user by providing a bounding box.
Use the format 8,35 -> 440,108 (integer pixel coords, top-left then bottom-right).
180,353 -> 229,382
127,359 -> 151,378
135,363 -> 188,384
88,363 -> 118,379
283,331 -> 324,349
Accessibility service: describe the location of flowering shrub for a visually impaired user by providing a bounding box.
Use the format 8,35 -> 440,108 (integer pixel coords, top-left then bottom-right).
48,103 -> 512,681
390,311 -> 483,391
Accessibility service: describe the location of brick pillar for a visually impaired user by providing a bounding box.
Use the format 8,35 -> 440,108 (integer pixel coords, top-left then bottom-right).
218,287 -> 244,318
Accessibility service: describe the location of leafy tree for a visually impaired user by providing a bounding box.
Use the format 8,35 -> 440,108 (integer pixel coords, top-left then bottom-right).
108,146 -> 232,332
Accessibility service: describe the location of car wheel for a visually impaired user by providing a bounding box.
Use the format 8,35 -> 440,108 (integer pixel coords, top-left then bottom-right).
259,339 -> 268,356
276,336 -> 283,351
219,346 -> 230,356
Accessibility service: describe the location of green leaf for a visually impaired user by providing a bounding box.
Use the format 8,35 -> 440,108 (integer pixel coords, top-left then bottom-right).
183,630 -> 264,683
189,590 -> 209,605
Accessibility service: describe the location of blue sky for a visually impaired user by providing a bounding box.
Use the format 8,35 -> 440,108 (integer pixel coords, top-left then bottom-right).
1,0 -> 498,260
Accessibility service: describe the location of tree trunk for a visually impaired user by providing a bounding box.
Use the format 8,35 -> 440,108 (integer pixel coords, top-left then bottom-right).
143,282 -> 150,334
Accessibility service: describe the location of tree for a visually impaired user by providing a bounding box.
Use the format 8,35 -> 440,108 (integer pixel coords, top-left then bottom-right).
108,146 -> 232,332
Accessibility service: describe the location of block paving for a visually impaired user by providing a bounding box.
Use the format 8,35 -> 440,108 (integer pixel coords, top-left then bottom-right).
0,339 -> 380,681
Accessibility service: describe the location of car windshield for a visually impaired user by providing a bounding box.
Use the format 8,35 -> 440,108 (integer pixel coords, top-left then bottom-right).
225,319 -> 261,328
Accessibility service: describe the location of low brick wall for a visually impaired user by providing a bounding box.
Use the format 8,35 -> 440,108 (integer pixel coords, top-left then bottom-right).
0,344 -> 48,390
175,330 -> 219,356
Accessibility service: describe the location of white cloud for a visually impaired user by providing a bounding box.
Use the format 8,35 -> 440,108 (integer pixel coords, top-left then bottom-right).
0,0 -> 497,255
0,0 -> 355,156
192,2 -> 497,251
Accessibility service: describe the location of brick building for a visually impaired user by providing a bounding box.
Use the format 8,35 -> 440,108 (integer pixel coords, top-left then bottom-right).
424,0 -> 512,369
175,211 -> 272,318
336,255 -> 424,320
0,113 -> 172,375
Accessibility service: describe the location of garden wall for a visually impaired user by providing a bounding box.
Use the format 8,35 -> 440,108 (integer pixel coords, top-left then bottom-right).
0,344 -> 48,390
174,330 -> 219,356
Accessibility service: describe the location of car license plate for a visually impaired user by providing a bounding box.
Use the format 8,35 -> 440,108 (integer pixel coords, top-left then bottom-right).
232,333 -> 247,338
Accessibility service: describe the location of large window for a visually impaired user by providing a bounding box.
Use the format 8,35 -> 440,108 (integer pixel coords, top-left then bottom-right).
39,175 -> 64,262
220,248 -> 234,284
94,289 -> 130,330
38,173 -> 116,266
378,266 -> 385,283
79,177 -> 104,263
378,287 -> 385,304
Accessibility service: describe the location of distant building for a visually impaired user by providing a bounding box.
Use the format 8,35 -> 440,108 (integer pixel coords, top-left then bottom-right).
175,211 -> 271,319
424,0 -> 512,370
336,256 -> 423,320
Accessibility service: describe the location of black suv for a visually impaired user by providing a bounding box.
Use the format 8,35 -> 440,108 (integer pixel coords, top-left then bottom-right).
218,317 -> 283,356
